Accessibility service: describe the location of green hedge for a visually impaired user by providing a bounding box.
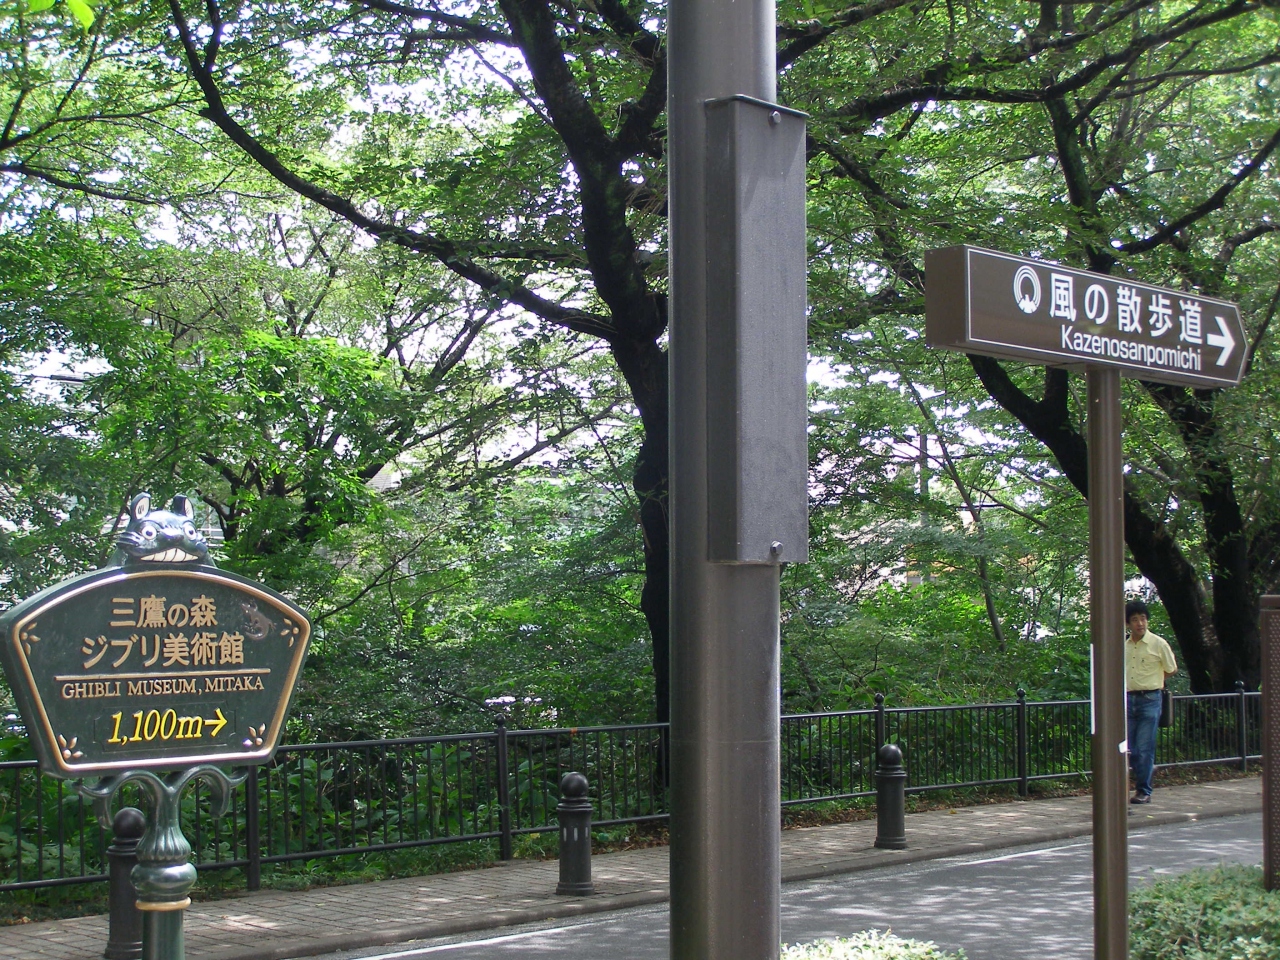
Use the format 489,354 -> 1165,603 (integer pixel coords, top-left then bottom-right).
1130,865 -> 1280,960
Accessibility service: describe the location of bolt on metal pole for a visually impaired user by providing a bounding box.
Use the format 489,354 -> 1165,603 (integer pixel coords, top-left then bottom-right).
667,0 -> 796,955
1088,366 -> 1128,960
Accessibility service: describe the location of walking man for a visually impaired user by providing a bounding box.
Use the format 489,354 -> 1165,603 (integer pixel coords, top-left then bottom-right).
1125,599 -> 1178,805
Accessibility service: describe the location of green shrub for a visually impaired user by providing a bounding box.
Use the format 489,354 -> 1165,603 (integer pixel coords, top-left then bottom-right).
1130,865 -> 1280,959
781,931 -> 965,959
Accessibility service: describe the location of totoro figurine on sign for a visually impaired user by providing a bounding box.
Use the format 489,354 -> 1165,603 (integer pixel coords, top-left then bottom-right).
112,493 -> 210,567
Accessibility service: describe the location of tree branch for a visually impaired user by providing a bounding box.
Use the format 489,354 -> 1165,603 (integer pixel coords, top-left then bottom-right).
0,162 -> 167,204
832,0 -> 1252,126
358,0 -> 514,45
1118,124 -> 1280,255
166,0 -> 615,341
495,0 -> 663,340
777,0 -> 916,69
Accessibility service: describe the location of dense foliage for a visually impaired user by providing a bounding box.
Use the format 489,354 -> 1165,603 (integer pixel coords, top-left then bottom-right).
1130,865 -> 1280,960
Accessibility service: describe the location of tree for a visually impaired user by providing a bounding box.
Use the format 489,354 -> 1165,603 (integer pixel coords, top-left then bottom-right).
1,5 -> 643,728
789,0 -> 1280,691
79,205 -> 615,583
0,2 -> 221,206
784,356 -> 1094,710
288,444 -> 654,739
9,0 -> 1280,710
0,218 -> 134,602
148,0 -> 1280,696
120,0 -> 679,714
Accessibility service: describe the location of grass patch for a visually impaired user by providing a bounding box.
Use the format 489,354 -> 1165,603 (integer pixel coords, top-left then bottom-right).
781,764 -> 1248,828
197,838 -> 505,897
782,931 -> 965,959
1130,864 -> 1280,959
781,778 -> 1086,828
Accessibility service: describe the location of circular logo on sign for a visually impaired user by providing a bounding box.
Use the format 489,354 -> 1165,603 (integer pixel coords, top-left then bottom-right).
1013,266 -> 1041,314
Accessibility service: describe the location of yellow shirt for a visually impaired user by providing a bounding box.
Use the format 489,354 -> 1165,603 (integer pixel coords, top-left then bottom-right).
1125,630 -> 1177,691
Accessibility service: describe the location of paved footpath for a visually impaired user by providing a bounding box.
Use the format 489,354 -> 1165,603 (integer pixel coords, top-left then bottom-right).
2,777 -> 1260,960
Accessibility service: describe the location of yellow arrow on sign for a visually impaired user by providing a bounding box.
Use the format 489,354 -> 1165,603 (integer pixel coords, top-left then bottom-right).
204,708 -> 228,737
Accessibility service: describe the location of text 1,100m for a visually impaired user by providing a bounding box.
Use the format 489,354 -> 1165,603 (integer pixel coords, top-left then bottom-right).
105,707 -> 229,745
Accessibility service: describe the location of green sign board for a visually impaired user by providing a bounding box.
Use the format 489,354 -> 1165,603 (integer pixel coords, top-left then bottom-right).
0,495 -> 311,778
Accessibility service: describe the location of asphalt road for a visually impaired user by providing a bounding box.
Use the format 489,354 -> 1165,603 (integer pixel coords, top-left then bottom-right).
309,813 -> 1262,960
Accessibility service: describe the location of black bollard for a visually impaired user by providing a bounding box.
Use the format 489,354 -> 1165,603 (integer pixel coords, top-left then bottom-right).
555,772 -> 594,895
104,806 -> 146,960
873,743 -> 907,850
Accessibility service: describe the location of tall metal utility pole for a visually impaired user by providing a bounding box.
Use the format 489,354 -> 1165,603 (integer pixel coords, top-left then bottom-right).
667,0 -> 809,956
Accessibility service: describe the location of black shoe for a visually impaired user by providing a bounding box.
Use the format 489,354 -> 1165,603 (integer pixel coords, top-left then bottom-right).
1130,792 -> 1151,805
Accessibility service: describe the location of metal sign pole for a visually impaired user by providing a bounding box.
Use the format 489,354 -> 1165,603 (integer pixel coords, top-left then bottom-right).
1088,367 -> 1128,960
0,493 -> 312,960
1259,596 -> 1280,890
926,248 -> 1247,960
79,766 -> 245,960
668,0 -> 804,956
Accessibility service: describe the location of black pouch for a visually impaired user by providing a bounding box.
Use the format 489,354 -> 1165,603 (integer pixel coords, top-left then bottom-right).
1159,688 -> 1173,728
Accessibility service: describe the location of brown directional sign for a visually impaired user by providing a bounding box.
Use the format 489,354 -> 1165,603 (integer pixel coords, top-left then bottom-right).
926,245 -> 1247,388
0,564 -> 310,777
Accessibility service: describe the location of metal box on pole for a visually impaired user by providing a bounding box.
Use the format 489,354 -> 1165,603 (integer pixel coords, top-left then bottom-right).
704,96 -> 809,565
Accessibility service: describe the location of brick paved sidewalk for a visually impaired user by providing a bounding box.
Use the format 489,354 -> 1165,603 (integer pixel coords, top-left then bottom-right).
1,777 -> 1261,960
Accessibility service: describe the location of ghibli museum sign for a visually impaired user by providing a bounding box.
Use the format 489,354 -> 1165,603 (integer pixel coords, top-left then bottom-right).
0,493 -> 312,778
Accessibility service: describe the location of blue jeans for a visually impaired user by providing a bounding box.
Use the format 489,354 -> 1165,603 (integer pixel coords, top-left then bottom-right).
1127,691 -> 1162,796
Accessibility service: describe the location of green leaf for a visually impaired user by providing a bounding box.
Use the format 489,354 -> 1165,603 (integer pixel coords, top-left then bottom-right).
24,0 -> 56,12
63,0 -> 94,27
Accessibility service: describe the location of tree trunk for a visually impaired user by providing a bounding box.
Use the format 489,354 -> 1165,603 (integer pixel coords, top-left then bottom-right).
612,335 -> 670,722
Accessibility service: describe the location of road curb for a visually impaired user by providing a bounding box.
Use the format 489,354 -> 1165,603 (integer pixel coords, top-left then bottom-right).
195,890 -> 673,960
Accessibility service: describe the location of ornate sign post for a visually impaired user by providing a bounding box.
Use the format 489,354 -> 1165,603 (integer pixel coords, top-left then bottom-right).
927,246 -> 1244,960
0,493 -> 312,960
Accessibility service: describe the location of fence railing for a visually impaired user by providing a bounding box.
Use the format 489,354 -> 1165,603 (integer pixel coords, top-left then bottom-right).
0,688 -> 1260,892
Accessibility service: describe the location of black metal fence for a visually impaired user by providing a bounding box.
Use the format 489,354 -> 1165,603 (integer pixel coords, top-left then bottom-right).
0,689 -> 1260,893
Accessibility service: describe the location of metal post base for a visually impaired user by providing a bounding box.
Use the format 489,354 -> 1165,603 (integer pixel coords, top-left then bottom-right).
78,766 -> 246,960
